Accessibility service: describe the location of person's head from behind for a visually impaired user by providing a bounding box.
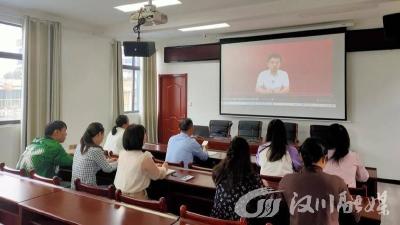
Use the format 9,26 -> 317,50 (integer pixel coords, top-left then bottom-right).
267,53 -> 282,73
112,115 -> 129,135
179,118 -> 194,136
123,124 -> 147,151
213,136 -> 253,186
266,119 -> 288,162
80,122 -> 104,154
299,138 -> 328,171
45,120 -> 67,143
327,123 -> 350,162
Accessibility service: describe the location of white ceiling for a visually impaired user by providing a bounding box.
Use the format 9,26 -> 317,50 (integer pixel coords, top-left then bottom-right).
0,0 -> 399,40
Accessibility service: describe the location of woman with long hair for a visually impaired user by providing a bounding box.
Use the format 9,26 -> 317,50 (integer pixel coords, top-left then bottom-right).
104,115 -> 129,155
323,123 -> 369,187
211,136 -> 262,220
256,119 -> 302,176
71,122 -> 117,189
114,124 -> 168,200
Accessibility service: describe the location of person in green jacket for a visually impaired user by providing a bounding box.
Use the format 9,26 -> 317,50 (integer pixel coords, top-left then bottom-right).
16,120 -> 73,178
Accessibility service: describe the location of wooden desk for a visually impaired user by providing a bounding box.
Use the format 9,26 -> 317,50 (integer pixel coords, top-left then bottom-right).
20,190 -> 177,225
205,137 -> 262,155
0,172 -> 61,225
148,166 -> 381,225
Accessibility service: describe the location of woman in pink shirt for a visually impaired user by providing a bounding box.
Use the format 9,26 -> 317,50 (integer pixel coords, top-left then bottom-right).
323,124 -> 369,188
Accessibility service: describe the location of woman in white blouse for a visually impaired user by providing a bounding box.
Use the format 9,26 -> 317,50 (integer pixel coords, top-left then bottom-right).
114,124 -> 167,200
104,115 -> 129,155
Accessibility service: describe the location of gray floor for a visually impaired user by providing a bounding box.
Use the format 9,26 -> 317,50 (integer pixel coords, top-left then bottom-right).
378,182 -> 400,225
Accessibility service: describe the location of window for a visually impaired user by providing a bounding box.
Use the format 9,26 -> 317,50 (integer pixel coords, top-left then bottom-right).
0,22 -> 23,124
122,50 -> 141,113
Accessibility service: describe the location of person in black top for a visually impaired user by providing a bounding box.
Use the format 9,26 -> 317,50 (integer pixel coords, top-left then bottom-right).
211,136 -> 263,221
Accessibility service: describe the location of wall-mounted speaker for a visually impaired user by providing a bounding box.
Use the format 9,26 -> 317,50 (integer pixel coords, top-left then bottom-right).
383,13 -> 400,41
123,41 -> 156,57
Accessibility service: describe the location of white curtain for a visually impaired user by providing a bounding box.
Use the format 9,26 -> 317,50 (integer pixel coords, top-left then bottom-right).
21,16 -> 62,150
111,40 -> 124,122
142,54 -> 158,143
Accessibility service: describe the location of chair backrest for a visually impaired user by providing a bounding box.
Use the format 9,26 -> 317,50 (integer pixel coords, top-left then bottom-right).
284,122 -> 298,145
0,163 -> 26,176
29,170 -> 61,186
179,205 -> 247,225
310,125 -> 330,146
193,125 -> 210,138
209,120 -> 233,138
153,158 -> 184,168
74,178 -> 115,199
166,161 -> 185,168
349,185 -> 368,197
188,163 -> 212,172
260,174 -> 282,189
238,120 -> 262,140
115,189 -> 168,212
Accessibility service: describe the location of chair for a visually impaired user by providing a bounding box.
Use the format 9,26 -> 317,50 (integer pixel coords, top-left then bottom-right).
29,170 -> 61,186
310,125 -> 330,146
166,161 -> 185,168
153,158 -> 184,168
284,122 -> 298,145
0,163 -> 26,176
193,125 -> 210,138
238,120 -> 262,141
115,189 -> 168,212
74,178 -> 116,199
209,120 -> 233,137
349,185 -> 368,197
179,205 -> 247,225
188,162 -> 212,172
260,175 -> 282,190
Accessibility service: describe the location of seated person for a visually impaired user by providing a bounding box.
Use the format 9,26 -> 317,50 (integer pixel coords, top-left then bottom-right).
104,114 -> 129,155
166,118 -> 208,168
279,138 -> 360,225
114,124 -> 167,200
71,122 -> 117,189
16,120 -> 73,178
256,119 -> 302,177
211,136 -> 263,221
323,124 -> 369,188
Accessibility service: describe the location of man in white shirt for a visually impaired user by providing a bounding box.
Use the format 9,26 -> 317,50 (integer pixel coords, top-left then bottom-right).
255,54 -> 290,94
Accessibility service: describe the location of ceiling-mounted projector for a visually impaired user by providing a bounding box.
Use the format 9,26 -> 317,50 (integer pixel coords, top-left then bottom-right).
130,4 -> 168,26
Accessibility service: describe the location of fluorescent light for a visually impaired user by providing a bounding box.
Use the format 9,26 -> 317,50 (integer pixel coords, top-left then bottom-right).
115,0 -> 182,13
179,23 -> 230,32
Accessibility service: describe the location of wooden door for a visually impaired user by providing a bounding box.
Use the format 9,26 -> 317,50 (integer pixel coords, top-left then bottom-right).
158,74 -> 187,144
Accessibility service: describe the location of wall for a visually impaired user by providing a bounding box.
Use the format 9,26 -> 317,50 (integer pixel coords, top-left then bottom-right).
0,124 -> 21,166
0,6 -> 114,162
157,38 -> 400,180
60,28 -> 113,148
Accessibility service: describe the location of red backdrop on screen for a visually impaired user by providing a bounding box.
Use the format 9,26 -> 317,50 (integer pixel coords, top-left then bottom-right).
222,38 -> 333,97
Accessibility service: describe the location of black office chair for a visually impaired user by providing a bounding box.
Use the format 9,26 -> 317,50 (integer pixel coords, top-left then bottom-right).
238,120 -> 262,141
193,125 -> 210,138
310,124 -> 330,146
284,122 -> 298,145
209,120 -> 233,137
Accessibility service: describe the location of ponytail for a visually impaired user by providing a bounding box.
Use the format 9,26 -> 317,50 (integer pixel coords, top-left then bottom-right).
80,122 -> 104,155
112,115 -> 129,136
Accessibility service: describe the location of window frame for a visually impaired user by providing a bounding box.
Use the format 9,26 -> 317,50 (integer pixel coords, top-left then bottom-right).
0,21 -> 23,125
122,57 -> 141,113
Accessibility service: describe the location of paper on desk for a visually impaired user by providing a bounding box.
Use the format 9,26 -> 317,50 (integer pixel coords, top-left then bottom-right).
166,169 -> 175,176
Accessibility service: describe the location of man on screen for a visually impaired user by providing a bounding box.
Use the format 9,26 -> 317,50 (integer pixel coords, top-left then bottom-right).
255,54 -> 290,94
